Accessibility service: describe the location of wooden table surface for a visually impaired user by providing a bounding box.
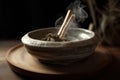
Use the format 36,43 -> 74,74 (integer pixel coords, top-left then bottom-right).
0,39 -> 120,80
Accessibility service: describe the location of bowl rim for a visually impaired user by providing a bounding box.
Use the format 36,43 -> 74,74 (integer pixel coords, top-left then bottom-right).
21,27 -> 95,47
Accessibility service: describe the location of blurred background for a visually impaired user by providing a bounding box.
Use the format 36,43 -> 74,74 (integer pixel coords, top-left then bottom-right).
0,0 -> 91,39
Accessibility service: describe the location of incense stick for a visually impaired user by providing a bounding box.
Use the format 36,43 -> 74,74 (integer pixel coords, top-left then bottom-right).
57,10 -> 75,39
59,14 -> 75,38
42,10 -> 75,41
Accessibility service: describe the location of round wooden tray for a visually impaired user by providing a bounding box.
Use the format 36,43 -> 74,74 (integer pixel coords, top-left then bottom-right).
6,44 -> 112,79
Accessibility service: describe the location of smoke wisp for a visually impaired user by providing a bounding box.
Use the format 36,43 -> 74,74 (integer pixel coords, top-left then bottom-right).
55,0 -> 88,28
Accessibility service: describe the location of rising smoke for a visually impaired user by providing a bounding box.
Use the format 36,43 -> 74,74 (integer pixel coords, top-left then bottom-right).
55,0 -> 88,28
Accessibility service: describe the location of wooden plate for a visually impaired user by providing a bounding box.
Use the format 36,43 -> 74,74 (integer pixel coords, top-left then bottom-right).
6,44 -> 112,79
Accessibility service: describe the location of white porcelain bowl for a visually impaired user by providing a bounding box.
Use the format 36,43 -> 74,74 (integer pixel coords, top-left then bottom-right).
21,27 -> 98,65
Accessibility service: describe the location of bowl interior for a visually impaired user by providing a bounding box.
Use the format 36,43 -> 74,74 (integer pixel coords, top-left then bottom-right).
28,27 -> 94,42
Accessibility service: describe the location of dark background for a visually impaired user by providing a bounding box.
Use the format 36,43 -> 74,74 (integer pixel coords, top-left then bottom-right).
0,0 -> 91,39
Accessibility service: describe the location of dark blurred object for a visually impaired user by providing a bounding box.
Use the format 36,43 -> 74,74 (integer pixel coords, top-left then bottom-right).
94,0 -> 120,46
